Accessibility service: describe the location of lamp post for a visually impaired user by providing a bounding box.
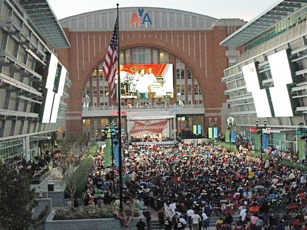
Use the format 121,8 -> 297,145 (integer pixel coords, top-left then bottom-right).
255,120 -> 267,161
227,117 -> 234,152
298,123 -> 307,163
104,124 -> 119,193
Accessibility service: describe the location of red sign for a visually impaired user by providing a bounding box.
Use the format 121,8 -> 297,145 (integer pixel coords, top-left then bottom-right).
130,120 -> 168,134
112,110 -> 126,115
250,126 -> 258,133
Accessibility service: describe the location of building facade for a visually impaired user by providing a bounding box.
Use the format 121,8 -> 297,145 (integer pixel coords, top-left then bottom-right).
56,7 -> 246,141
0,0 -> 70,164
221,0 -> 307,154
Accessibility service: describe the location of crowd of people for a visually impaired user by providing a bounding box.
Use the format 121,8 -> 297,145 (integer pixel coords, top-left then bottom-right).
82,140 -> 307,229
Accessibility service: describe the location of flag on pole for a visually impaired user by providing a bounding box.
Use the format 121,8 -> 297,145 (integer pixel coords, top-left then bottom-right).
102,19 -> 118,99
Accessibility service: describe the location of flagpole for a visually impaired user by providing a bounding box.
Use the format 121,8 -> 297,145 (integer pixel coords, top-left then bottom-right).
116,3 -> 123,213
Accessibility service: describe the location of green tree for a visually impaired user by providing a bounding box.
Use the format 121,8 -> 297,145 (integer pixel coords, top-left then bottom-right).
0,164 -> 37,230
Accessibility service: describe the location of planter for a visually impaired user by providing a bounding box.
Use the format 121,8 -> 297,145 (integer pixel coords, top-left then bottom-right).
31,169 -> 51,184
45,211 -> 140,230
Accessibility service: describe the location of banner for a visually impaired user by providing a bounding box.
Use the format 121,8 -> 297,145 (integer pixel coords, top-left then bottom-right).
128,119 -> 169,137
230,130 -> 236,143
299,139 -> 306,161
225,130 -> 230,143
104,139 -> 112,167
262,134 -> 268,150
254,134 -> 261,150
208,127 -> 213,139
213,127 -> 218,138
113,142 -> 119,166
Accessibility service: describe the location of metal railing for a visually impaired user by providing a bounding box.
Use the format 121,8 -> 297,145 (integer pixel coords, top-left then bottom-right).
82,103 -> 204,111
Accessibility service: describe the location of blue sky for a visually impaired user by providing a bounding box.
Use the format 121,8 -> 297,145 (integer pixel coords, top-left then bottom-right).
48,0 -> 278,22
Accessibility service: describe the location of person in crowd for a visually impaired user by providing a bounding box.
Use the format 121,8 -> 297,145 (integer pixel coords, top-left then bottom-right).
191,211 -> 201,230
77,140 -> 307,230
164,216 -> 173,230
142,206 -> 152,230
123,201 -> 134,227
157,207 -> 165,230
135,218 -> 146,230
114,210 -> 127,226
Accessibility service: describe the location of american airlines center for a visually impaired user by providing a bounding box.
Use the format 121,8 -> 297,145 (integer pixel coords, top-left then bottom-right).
55,7 -> 246,143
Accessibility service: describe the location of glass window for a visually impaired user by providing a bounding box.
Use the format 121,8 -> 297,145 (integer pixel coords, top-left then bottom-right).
187,68 -> 192,79
177,14 -> 182,28
125,49 -> 131,64
170,12 -> 174,28
185,15 -> 189,27
152,49 -> 158,63
132,47 -> 151,63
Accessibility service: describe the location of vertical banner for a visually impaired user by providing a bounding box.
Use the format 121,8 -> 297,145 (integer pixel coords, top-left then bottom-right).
225,130 -> 230,143
262,134 -> 268,150
104,139 -> 112,167
113,142 -> 119,166
213,127 -> 218,138
230,130 -> 236,143
299,139 -> 306,161
254,134 -> 261,150
208,127 -> 213,139
197,125 -> 202,135
193,125 -> 197,135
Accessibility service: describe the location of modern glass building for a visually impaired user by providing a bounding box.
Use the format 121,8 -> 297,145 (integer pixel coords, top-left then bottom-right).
221,0 -> 307,154
0,0 -> 70,165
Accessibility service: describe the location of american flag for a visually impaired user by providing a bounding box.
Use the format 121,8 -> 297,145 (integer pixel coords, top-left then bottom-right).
102,19 -> 118,99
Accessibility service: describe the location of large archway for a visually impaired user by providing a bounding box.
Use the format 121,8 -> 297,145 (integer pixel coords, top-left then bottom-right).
55,8 -> 244,138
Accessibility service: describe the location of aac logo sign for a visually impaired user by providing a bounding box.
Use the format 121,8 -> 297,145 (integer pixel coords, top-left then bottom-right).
130,8 -> 152,28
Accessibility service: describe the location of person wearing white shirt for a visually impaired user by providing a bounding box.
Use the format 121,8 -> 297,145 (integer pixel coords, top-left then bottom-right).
201,212 -> 209,230
239,206 -> 247,222
191,212 -> 201,230
169,201 -> 177,215
187,208 -> 195,230
179,215 -> 187,226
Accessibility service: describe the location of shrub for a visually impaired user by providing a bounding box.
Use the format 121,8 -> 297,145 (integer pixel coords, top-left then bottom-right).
53,204 -> 117,220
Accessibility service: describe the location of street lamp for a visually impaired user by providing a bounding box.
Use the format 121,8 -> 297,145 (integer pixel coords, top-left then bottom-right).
255,120 -> 267,161
227,116 -> 234,152
104,124 -> 119,194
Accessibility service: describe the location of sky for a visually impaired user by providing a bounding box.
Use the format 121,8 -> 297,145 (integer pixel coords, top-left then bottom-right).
48,0 -> 278,22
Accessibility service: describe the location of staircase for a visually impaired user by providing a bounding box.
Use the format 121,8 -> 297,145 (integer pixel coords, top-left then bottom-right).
150,220 -> 160,230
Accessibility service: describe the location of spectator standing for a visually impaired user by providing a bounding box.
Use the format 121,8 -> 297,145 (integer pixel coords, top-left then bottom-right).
187,206 -> 195,230
202,211 -> 210,230
142,206 -> 152,230
191,211 -> 201,230
164,216 -> 173,230
136,218 -> 146,230
157,207 -> 164,230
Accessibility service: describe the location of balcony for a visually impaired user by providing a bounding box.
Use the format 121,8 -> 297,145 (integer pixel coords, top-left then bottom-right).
81,103 -> 205,118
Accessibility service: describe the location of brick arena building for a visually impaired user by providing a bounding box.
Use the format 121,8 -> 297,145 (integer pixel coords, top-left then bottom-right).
56,7 -> 245,141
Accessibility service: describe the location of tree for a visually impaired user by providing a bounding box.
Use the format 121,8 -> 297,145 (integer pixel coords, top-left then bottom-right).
0,164 -> 37,230
64,167 -> 78,201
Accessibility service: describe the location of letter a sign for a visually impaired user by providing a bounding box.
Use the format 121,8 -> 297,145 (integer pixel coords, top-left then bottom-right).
130,8 -> 152,28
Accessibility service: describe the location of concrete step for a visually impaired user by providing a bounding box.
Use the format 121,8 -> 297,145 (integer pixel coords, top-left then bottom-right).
150,220 -> 160,230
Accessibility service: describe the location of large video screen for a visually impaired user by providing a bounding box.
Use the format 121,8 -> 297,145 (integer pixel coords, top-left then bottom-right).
117,64 -> 173,99
268,49 -> 294,117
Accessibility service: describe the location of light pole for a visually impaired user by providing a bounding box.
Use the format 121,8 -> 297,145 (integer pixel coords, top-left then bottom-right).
227,117 -> 234,152
298,123 -> 307,164
255,120 -> 267,161
104,124 -> 119,193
